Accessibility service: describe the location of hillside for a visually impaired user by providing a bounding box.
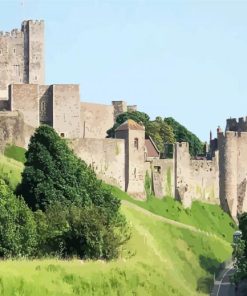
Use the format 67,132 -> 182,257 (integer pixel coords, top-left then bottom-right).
0,153 -> 235,295
0,200 -> 232,296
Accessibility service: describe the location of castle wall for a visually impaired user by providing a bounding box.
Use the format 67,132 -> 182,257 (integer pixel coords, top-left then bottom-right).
0,30 -> 25,99
39,85 -> 53,125
80,102 -> 114,138
152,158 -> 175,198
175,142 -> 219,207
0,111 -> 35,152
0,20 -> 44,100
53,84 -> 80,138
112,101 -> 127,120
9,84 -> 39,128
70,138 -> 125,190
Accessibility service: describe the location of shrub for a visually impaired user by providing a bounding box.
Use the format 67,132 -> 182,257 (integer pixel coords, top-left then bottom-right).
0,179 -> 37,257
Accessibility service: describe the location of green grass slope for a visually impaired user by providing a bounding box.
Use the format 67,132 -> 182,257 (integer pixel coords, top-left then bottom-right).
0,154 -> 23,189
4,144 -> 26,163
0,155 -> 234,295
109,185 -> 236,242
0,202 -> 232,296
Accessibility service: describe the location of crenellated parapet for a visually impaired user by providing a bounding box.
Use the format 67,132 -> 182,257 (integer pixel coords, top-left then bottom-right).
226,116 -> 247,132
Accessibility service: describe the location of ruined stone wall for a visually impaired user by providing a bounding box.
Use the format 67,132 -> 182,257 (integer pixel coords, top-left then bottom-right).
175,142 -> 219,207
9,84 -> 39,128
70,138 -> 125,190
53,84 -> 80,138
0,111 -> 35,152
80,102 -> 114,138
152,158 -> 175,198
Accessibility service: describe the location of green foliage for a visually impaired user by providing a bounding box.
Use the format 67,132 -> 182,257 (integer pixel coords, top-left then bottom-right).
34,202 -> 130,260
0,199 -> 232,296
18,125 -> 120,215
16,125 -> 128,260
0,179 -> 37,258
107,111 -> 150,138
107,111 -> 202,156
164,117 -> 204,156
232,239 -> 247,283
144,171 -> 152,197
4,145 -> 26,163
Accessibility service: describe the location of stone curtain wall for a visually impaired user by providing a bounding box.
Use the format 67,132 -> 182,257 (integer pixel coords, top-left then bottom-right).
9,84 -> 40,128
152,159 -> 175,198
53,84 -> 80,139
80,102 -> 114,138
70,138 -> 125,190
174,142 -> 219,207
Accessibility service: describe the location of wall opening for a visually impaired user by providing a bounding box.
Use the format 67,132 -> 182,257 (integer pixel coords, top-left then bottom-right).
134,138 -> 139,150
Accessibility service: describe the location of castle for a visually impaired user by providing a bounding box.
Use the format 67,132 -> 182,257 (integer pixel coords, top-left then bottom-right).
0,20 -> 245,220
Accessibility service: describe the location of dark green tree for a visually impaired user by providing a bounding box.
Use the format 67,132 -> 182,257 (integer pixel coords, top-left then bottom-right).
18,125 -> 120,215
164,117 -> 204,156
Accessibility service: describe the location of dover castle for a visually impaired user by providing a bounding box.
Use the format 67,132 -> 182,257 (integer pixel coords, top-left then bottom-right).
0,20 -> 245,220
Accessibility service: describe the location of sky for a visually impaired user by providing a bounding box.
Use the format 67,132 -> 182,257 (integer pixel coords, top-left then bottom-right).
1,0 -> 247,141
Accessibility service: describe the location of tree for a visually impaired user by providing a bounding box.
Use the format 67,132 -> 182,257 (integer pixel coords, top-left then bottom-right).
164,117 -> 204,156
18,125 -> 120,215
0,179 -> 37,258
18,125 -> 129,259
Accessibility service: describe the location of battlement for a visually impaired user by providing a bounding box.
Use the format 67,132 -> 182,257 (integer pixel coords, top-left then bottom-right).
226,116 -> 247,132
21,20 -> 44,27
0,29 -> 23,38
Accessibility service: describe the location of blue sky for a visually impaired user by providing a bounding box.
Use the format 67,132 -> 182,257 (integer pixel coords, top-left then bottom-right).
1,0 -> 247,141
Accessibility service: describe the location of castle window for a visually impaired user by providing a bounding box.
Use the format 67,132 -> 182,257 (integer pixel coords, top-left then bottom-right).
154,166 -> 161,174
134,168 -> 137,178
60,133 -> 65,138
13,48 -> 16,54
134,138 -> 139,149
40,101 -> 46,112
35,75 -> 37,81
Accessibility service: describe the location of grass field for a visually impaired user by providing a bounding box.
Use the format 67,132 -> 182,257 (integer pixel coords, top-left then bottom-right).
108,184 -> 236,242
0,154 -> 235,295
0,202 -> 232,296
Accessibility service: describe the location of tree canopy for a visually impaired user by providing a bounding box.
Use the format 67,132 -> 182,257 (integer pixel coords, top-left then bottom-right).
107,111 -> 203,156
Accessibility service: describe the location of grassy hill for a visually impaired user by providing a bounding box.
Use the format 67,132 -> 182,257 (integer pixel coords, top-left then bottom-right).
0,154 -> 23,189
0,152 -> 235,295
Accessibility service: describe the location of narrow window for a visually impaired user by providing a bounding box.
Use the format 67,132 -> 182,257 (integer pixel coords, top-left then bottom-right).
134,168 -> 137,178
134,138 -> 139,149
35,75 -> 37,81
13,48 -> 16,54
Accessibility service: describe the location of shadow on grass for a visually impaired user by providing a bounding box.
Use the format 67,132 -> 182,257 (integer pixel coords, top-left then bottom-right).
196,255 -> 221,293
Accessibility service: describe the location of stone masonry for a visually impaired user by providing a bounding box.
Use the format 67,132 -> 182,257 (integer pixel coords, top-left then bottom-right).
1,20 -> 246,218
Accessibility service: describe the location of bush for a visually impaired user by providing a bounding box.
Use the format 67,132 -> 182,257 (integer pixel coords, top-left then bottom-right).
0,179 -> 37,258
34,202 -> 130,260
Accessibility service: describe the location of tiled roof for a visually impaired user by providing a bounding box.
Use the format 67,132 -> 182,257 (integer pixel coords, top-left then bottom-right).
115,119 -> 145,131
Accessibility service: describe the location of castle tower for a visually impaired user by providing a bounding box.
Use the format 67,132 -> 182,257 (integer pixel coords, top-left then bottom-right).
22,20 -> 45,85
115,119 -> 146,199
0,20 -> 45,101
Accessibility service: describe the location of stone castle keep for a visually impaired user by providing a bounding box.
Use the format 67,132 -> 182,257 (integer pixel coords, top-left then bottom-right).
0,20 -> 245,220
